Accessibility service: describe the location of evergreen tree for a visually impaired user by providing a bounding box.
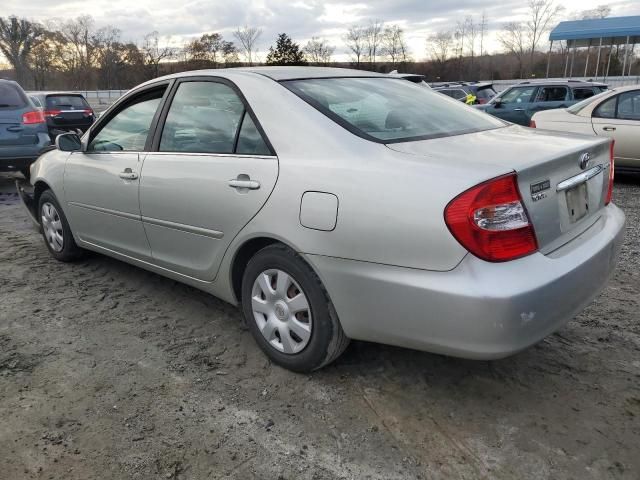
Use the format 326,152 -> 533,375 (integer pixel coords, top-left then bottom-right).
265,33 -> 307,65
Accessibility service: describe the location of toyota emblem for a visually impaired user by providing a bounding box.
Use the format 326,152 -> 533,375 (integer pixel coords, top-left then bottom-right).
579,152 -> 591,170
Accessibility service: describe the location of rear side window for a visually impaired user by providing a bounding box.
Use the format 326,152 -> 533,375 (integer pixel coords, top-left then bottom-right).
0,83 -> 27,108
594,97 -> 616,118
534,86 -> 568,102
572,88 -> 595,100
499,86 -> 536,104
236,114 -> 271,155
46,95 -> 89,109
617,91 -> 640,121
285,77 -> 504,143
160,82 -> 244,154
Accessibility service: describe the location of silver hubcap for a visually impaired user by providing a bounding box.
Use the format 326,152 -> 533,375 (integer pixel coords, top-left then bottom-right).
251,269 -> 312,354
41,202 -> 64,252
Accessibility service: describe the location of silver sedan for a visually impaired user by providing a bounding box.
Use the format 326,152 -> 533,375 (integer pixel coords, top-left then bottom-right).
18,67 -> 625,372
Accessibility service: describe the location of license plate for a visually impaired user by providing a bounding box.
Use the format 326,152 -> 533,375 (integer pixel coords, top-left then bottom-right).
566,182 -> 589,223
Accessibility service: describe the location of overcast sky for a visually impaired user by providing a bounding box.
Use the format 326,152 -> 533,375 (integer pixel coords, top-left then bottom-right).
4,0 -> 640,61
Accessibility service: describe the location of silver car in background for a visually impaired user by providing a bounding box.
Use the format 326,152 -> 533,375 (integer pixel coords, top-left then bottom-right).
18,67 -> 625,372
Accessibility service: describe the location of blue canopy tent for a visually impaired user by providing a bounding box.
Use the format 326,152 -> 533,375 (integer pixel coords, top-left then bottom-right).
547,16 -> 640,79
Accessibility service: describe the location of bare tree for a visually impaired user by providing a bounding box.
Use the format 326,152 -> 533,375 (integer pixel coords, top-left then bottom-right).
142,31 -> 173,79
0,16 -> 43,86
303,36 -> 335,64
233,25 -> 262,65
60,15 -> 99,88
186,33 -> 237,66
381,25 -> 409,65
498,22 -> 528,77
526,0 -> 564,67
427,31 -> 453,64
464,16 -> 478,69
343,25 -> 366,67
580,5 -> 611,19
364,19 -> 384,65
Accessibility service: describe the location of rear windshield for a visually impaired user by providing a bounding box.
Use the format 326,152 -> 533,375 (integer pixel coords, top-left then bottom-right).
46,95 -> 89,109
284,78 -> 504,143
0,83 -> 27,109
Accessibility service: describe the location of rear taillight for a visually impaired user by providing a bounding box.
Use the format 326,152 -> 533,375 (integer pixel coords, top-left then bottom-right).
83,108 -> 94,116
478,98 -> 487,104
529,120 -> 536,128
444,173 -> 538,262
43,109 -> 61,117
22,110 -> 45,124
606,140 -> 615,205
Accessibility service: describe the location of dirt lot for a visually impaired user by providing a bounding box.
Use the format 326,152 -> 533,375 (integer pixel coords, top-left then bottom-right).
0,172 -> 639,480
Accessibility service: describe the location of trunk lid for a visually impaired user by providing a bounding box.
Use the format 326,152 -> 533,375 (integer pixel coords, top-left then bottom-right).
387,125 -> 611,254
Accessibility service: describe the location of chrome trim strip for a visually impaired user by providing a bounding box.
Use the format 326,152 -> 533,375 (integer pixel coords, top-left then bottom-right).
556,164 -> 605,192
145,151 -> 276,159
141,216 -> 224,239
68,201 -> 141,221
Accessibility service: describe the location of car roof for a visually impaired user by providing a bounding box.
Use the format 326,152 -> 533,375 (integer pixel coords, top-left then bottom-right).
515,80 -> 607,87
26,91 -> 87,97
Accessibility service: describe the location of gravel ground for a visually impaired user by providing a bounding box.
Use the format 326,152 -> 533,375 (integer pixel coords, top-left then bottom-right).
0,171 -> 639,480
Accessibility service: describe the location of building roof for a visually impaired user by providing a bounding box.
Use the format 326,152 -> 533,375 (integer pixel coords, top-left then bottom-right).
549,16 -> 640,43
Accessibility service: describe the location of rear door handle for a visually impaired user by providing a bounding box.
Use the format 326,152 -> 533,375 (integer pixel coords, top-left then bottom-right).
6,125 -> 23,132
119,168 -> 138,180
513,108 -> 525,112
603,126 -> 616,131
228,179 -> 260,190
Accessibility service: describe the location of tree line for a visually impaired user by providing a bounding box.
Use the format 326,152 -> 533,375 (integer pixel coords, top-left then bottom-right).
0,1 -> 636,91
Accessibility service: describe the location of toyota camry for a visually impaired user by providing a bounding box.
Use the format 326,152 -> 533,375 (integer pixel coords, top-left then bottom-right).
17,67 -> 625,372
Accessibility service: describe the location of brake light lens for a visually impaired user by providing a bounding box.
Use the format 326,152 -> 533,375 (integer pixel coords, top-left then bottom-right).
529,120 -> 536,128
43,109 -> 61,117
83,108 -> 94,116
22,110 -> 45,124
605,140 -> 615,205
444,174 -> 538,262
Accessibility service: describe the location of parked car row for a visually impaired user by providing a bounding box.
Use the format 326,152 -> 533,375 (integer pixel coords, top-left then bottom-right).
0,79 -> 95,178
17,67 -> 624,372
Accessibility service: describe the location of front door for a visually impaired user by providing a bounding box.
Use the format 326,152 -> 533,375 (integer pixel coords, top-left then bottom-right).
489,85 -> 537,125
139,79 -> 279,281
64,85 -> 168,259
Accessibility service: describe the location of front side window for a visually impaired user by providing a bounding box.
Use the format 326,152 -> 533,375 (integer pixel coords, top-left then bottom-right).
285,78 -> 504,143
499,86 -> 536,104
160,82 -> 245,154
616,91 -> 640,121
88,89 -> 164,152
534,86 -> 568,103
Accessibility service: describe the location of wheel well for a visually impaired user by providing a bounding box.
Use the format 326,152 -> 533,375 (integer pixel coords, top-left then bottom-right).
231,237 -> 282,302
32,181 -> 51,221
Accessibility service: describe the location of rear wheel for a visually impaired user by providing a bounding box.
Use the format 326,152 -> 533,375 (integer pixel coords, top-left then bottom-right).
38,190 -> 84,262
241,244 -> 349,372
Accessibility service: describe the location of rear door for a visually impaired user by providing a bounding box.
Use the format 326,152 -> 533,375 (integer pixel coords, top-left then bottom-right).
528,85 -> 569,120
139,78 -> 278,281
591,89 -> 640,168
64,83 -> 169,259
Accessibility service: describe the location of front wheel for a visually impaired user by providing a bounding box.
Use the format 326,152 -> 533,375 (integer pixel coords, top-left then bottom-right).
38,190 -> 84,262
241,244 -> 349,372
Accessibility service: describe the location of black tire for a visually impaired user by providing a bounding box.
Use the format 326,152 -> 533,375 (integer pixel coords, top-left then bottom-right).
241,244 -> 349,372
38,190 -> 84,262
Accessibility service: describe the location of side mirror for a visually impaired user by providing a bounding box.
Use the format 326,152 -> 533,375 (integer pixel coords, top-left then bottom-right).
493,99 -> 503,108
55,132 -> 82,152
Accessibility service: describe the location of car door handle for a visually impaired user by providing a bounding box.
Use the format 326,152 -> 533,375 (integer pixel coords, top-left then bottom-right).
602,126 -> 616,131
228,179 -> 260,190
6,125 -> 24,132
513,108 -> 525,112
119,168 -> 138,180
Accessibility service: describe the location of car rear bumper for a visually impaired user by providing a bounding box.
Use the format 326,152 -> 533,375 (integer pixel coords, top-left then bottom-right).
0,134 -> 51,171
305,204 -> 625,359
